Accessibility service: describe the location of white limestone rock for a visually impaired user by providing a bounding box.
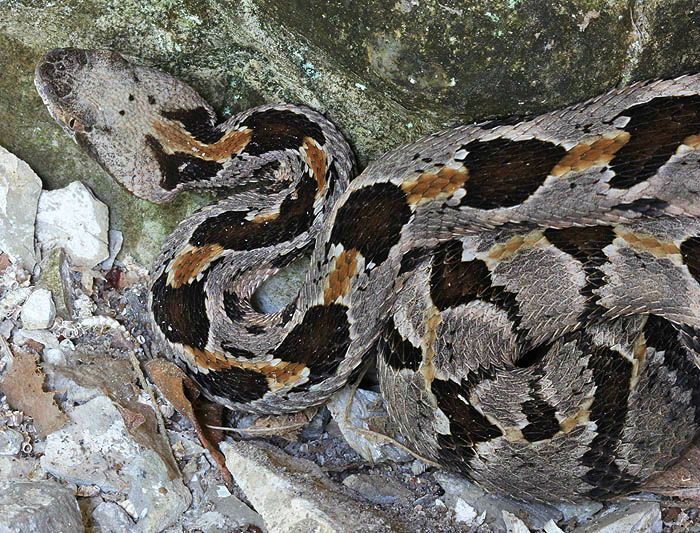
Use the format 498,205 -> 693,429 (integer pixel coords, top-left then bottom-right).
35,181 -> 109,268
221,440 -> 398,533
20,288 -> 56,330
0,146 -> 41,271
571,501 -> 662,533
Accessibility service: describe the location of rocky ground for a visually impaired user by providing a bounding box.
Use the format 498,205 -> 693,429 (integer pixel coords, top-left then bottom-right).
1,144 -> 700,533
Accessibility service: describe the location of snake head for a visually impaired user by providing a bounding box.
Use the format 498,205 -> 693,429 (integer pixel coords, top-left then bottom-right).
35,48 -> 218,203
35,48 -> 126,137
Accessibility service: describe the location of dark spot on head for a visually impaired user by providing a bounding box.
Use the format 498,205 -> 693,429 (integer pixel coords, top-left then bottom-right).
148,95 -> 156,105
459,138 -> 566,209
272,304 -> 351,383
145,134 -> 224,190
378,319 -> 423,372
118,110 -> 125,116
329,182 -> 411,266
398,247 -> 428,276
128,94 -> 135,101
189,172 -> 317,250
608,95 -> 700,188
241,109 -> 325,156
161,106 -> 224,144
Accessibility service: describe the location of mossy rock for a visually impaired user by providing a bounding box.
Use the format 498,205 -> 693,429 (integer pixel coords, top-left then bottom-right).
1,0 -> 699,266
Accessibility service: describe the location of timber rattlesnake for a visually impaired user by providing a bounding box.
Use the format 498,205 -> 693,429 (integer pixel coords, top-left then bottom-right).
35,48 -> 700,502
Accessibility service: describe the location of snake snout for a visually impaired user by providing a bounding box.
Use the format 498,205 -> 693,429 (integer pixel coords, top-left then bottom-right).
35,48 -> 88,101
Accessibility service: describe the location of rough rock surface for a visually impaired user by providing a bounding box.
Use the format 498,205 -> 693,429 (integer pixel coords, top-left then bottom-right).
0,146 -> 41,270
222,439 -> 406,533
20,288 -> 55,330
572,501 -> 662,533
40,395 -> 191,533
0,481 -> 85,533
1,0 -> 698,266
35,181 -> 109,268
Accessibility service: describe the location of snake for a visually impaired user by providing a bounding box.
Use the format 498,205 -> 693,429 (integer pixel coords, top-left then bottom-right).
35,47 -> 700,503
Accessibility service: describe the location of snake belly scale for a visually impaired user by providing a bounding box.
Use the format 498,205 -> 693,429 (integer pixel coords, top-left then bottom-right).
35,48 -> 700,502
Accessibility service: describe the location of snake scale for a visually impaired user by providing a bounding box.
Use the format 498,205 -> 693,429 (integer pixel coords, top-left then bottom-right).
35,48 -> 700,503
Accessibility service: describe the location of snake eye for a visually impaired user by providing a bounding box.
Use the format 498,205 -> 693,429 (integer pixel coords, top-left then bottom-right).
67,117 -> 87,132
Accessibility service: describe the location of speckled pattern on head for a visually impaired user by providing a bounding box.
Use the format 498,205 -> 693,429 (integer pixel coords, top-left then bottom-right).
36,47 -> 700,502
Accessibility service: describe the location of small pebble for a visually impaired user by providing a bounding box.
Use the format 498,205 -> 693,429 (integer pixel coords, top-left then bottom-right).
0,428 -> 24,455
20,288 -> 55,329
411,459 -> 428,475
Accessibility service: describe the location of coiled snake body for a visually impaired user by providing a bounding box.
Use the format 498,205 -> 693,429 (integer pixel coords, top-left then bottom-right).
36,48 -> 700,502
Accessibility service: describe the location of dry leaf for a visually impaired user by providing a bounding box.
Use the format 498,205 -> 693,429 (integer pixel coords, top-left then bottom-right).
0,350 -> 68,437
247,409 -> 317,440
147,359 -> 232,487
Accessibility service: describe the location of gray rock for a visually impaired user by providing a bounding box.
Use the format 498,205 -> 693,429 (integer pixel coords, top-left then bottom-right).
252,255 -> 308,313
190,483 -> 266,533
101,229 -> 123,270
0,288 -> 31,321
0,320 -> 13,340
92,501 -> 136,533
326,386 -> 413,464
122,452 -> 191,533
410,459 -> 428,476
544,519 -> 565,533
435,471 -> 562,531
0,146 -> 40,271
0,456 -> 44,483
20,288 -> 55,330
0,428 -> 23,456
221,440 -> 402,533
0,481 -> 84,533
12,328 -> 60,350
342,472 -> 413,504
503,510 -> 532,533
41,395 -> 142,492
35,181 -> 109,268
571,501 -> 662,533
555,500 -> 604,524
34,248 -> 71,320
41,395 -> 191,533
